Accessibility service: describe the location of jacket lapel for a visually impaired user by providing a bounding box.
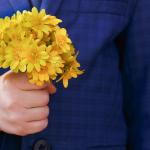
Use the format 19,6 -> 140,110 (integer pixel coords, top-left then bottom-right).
8,0 -> 31,12
40,0 -> 63,15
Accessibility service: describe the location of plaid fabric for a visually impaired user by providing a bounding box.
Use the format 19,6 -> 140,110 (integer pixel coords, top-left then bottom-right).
122,0 -> 150,150
0,0 -> 149,150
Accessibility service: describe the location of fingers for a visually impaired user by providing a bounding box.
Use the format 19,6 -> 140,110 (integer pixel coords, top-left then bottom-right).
0,107 -> 49,136
20,90 -> 49,108
24,106 -> 49,122
2,119 -> 48,136
25,119 -> 48,135
0,70 -> 52,136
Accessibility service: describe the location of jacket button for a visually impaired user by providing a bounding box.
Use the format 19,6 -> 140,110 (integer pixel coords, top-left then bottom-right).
33,139 -> 52,150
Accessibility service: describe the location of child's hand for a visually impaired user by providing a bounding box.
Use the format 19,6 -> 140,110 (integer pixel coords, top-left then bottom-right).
0,71 -> 56,136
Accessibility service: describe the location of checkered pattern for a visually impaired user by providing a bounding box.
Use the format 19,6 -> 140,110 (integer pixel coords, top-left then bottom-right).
122,0 -> 150,150
0,0 -> 149,150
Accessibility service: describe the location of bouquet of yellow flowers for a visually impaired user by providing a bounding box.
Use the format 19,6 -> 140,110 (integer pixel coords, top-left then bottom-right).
0,7 -> 83,88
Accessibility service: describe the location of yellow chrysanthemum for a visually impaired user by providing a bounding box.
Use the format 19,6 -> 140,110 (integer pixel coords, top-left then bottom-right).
59,62 -> 83,88
0,7 -> 83,88
0,17 -> 11,39
0,41 -> 6,66
23,7 -> 62,38
55,28 -> 72,53
3,38 -> 49,73
58,53 -> 84,88
27,63 -> 53,86
24,39 -> 49,73
3,39 -> 27,72
49,42 -> 63,54
46,46 -> 65,75
11,11 -> 25,25
4,25 -> 25,42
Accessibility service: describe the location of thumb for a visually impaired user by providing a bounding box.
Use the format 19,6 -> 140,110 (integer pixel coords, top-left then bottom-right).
46,83 -> 57,94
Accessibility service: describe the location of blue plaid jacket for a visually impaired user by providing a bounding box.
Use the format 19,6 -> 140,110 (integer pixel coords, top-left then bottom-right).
0,0 -> 149,150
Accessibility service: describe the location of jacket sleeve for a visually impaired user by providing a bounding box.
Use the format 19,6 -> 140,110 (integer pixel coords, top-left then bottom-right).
122,0 -> 150,149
